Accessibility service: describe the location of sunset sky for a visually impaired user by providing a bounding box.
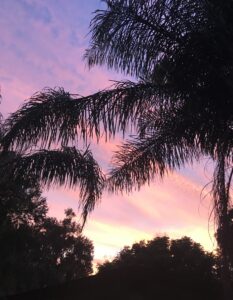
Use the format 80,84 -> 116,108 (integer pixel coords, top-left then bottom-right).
0,0 -> 217,263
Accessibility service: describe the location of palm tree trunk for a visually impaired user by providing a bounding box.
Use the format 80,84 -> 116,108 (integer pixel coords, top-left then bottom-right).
215,153 -> 232,300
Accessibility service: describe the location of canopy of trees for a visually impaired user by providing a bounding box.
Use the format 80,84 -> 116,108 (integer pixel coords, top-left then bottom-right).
97,236 -> 222,299
99,236 -> 215,276
99,236 -> 217,276
6,236 -> 222,300
0,170 -> 94,297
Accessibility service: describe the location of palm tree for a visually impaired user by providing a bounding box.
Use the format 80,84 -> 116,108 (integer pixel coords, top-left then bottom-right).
1,0 -> 233,297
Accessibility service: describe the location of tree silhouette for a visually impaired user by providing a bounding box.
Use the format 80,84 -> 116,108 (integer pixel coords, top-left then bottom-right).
97,236 -> 220,300
5,236 -> 221,300
1,1 -> 233,298
0,171 -> 94,297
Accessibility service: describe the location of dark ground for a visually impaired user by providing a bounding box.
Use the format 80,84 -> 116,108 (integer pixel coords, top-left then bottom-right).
3,271 -> 222,300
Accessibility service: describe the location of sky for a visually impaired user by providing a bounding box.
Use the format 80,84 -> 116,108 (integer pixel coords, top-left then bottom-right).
0,0 -> 217,264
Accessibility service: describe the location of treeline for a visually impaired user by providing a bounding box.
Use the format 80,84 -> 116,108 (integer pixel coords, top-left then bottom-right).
4,236 -> 223,300
96,236 -> 222,299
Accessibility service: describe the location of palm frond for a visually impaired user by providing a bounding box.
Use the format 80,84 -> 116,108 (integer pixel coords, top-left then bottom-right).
0,147 -> 105,225
85,0 -> 204,77
108,130 -> 199,193
138,102 -> 233,161
2,83 -> 172,152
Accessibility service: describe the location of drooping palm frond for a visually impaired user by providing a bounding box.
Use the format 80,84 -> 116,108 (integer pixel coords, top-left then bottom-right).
2,82 -> 174,152
107,92 -> 232,199
137,99 -> 233,161
85,0 -> 205,77
108,128 -> 200,193
0,147 -> 105,225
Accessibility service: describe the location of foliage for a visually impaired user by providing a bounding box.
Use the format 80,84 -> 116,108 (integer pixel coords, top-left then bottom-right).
5,236 -> 222,300
98,236 -> 215,277
0,147 -> 104,227
0,101 -> 104,227
0,173 -> 94,297
1,0 -> 233,297
97,236 -> 221,300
